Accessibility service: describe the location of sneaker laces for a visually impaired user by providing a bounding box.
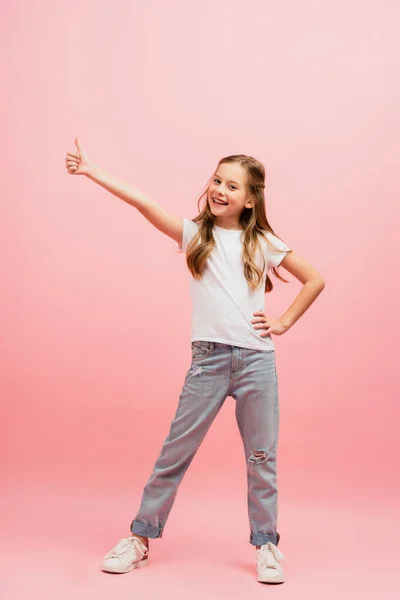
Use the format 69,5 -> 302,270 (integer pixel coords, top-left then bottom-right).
256,542 -> 285,571
103,537 -> 148,561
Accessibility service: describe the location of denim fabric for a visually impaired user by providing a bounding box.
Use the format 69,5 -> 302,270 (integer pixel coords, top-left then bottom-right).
131,341 -> 280,546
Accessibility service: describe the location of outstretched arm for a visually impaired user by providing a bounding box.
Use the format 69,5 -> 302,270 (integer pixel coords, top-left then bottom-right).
66,138 -> 183,245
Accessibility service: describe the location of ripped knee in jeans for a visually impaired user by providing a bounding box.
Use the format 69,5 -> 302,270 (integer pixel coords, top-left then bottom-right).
249,449 -> 269,464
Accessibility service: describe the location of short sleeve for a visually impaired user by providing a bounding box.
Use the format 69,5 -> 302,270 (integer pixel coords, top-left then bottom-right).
264,231 -> 291,270
177,217 -> 200,252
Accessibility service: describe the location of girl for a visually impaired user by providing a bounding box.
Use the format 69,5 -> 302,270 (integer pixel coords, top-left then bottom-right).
65,139 -> 325,584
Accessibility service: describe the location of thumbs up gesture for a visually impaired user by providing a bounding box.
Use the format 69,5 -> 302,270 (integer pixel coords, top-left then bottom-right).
65,137 -> 96,176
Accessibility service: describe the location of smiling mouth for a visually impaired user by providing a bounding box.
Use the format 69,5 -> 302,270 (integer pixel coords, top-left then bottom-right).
212,197 -> 228,205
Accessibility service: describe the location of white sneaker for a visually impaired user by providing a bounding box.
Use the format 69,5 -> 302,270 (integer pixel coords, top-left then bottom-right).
101,536 -> 149,573
256,541 -> 285,583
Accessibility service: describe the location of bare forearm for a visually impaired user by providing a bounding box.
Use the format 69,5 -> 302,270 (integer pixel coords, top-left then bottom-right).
83,163 -> 182,241
279,279 -> 325,330
85,165 -> 154,212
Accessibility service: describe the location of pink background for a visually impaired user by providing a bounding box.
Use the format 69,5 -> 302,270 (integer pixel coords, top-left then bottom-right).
2,0 -> 399,597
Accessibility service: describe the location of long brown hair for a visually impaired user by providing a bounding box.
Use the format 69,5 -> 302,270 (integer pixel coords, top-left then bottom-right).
186,154 -> 292,293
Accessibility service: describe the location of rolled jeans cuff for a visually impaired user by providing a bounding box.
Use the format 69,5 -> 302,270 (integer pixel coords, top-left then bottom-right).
131,519 -> 164,539
250,532 -> 280,546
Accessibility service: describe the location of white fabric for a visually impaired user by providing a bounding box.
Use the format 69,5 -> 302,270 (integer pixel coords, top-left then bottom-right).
178,218 -> 291,351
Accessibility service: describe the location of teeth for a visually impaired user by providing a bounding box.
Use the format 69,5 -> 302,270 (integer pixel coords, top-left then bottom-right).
213,198 -> 227,205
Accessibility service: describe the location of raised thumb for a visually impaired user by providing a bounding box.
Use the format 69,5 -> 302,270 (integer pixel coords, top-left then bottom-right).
75,137 -> 83,152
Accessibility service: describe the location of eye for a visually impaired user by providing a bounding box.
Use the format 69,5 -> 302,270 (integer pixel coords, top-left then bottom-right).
213,178 -> 237,190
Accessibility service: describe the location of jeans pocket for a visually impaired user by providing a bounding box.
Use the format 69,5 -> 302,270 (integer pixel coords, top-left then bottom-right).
191,341 -> 215,361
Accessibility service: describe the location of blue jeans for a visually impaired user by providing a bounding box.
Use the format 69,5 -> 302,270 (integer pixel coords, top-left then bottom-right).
131,341 -> 280,546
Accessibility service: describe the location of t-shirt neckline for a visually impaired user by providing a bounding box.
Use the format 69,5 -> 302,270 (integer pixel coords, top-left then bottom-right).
214,224 -> 243,232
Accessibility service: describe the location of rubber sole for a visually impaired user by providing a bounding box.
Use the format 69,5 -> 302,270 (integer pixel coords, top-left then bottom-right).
101,557 -> 149,573
257,573 -> 285,584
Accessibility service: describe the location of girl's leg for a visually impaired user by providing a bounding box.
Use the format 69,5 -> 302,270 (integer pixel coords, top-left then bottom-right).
229,347 -> 280,547
131,341 -> 231,540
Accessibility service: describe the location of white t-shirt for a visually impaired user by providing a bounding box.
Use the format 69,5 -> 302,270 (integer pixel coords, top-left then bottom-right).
178,218 -> 291,351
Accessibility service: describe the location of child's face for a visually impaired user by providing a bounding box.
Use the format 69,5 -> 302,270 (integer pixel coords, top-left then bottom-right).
208,162 -> 253,226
